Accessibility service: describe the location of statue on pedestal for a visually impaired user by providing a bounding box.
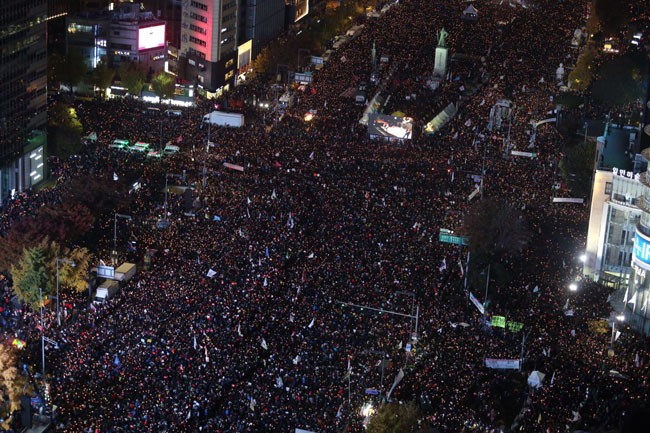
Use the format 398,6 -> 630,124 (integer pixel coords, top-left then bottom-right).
437,28 -> 448,48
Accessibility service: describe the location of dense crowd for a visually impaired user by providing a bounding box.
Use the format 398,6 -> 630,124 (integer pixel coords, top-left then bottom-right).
2,0 -> 649,432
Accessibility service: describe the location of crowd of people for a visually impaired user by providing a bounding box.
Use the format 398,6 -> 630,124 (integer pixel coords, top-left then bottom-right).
1,0 -> 649,432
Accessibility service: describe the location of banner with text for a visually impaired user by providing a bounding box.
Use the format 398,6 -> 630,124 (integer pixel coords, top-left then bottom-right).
485,358 -> 520,369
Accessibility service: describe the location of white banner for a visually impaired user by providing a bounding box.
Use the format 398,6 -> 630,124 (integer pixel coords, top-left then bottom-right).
469,292 -> 485,314
552,197 -> 584,203
386,368 -> 405,400
485,358 -> 520,369
468,185 -> 480,202
511,150 -> 537,158
223,162 -> 244,172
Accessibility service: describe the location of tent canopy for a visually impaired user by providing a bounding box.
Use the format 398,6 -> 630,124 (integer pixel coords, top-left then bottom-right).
527,370 -> 546,388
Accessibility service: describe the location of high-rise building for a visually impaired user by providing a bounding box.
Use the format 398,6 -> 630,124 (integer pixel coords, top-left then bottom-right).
0,0 -> 48,206
239,0 -> 285,57
179,0 -> 239,93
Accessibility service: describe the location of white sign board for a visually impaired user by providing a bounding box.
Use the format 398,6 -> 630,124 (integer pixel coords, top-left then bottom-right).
511,150 -> 537,158
485,358 -> 520,369
552,197 -> 584,204
96,265 -> 115,279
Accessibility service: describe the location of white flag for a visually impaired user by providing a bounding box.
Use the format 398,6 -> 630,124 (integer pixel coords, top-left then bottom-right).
635,352 -> 640,367
386,368 -> 405,400
293,354 -> 301,365
458,259 -> 464,277
564,309 -> 574,317
249,397 -> 256,411
271,189 -> 277,199
261,338 -> 268,350
628,292 -> 637,306
309,151 -> 315,160
439,258 -> 447,272
563,298 -> 569,310
623,287 -> 628,304
206,269 -> 217,278
263,277 -> 268,287
193,335 -> 197,350
275,376 -> 283,388
247,197 -> 252,205
237,324 -> 243,337
550,371 -> 555,385
308,318 -> 315,328
533,285 -> 539,293
113,172 -> 119,181
615,330 -> 621,341
289,313 -> 295,323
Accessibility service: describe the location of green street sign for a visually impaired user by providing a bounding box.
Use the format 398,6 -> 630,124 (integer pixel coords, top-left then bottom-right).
507,321 -> 524,332
491,316 -> 506,328
438,229 -> 468,246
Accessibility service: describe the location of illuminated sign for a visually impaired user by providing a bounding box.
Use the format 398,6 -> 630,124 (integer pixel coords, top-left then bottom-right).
633,230 -> 650,270
612,167 -> 640,181
294,0 -> 309,22
138,24 -> 166,51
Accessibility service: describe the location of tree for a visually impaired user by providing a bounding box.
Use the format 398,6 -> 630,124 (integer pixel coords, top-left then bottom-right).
0,344 -> 28,429
59,48 -> 88,94
47,100 -> 84,156
568,43 -> 597,92
42,242 -> 92,294
366,401 -> 420,433
92,57 -> 116,98
560,139 -> 597,198
594,0 -> 630,36
119,61 -> 146,97
151,71 -> 176,100
592,54 -> 645,107
10,246 -> 49,308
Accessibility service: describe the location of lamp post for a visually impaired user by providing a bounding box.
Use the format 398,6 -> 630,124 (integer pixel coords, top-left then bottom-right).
39,288 -> 45,379
55,257 -> 75,326
161,173 -> 184,228
113,213 -> 132,265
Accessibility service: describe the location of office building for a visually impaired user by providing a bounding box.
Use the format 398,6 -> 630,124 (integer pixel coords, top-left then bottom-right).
0,0 -> 48,206
179,0 -> 239,94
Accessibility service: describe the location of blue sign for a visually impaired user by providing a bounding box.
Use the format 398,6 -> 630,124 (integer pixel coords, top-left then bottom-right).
633,231 -> 650,270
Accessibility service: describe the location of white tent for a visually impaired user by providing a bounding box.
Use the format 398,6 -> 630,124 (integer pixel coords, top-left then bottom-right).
527,370 -> 546,388
462,4 -> 478,21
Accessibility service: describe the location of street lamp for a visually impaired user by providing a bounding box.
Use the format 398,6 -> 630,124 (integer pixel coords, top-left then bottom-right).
113,213 -> 132,265
160,173 -> 184,229
579,254 -> 587,263
569,283 -> 578,292
55,257 -> 75,326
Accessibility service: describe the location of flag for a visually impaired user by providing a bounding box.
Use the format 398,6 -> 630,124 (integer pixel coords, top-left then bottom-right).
263,277 -> 268,287
615,330 -> 621,341
336,402 -> 343,419
276,376 -> 283,388
293,354 -> 301,365
533,285 -> 539,293
458,259 -> 464,277
113,172 -> 119,181
628,292 -> 637,306
550,371 -> 555,385
635,352 -> 639,368
261,338 -> 268,350
247,197 -> 252,205
249,397 -> 256,411
265,246 -> 269,258
113,354 -> 121,367
565,309 -> 574,317
187,410 -> 191,420
563,299 -> 569,310
386,368 -> 405,400
439,258 -> 447,272
206,269 -> 217,278
623,287 -> 629,303
271,189 -> 277,199
193,335 -> 197,350
308,318 -> 315,328
289,313 -> 295,323
237,324 -> 243,337
309,151 -> 315,160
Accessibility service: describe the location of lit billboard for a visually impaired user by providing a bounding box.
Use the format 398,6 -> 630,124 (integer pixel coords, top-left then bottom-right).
633,230 -> 650,270
138,24 -> 166,51
368,114 -> 413,140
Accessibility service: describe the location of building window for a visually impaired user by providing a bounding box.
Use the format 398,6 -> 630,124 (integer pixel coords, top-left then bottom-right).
190,12 -> 208,23
190,1 -> 208,11
225,70 -> 234,80
189,36 -> 207,47
189,23 -> 207,35
605,182 -> 613,195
